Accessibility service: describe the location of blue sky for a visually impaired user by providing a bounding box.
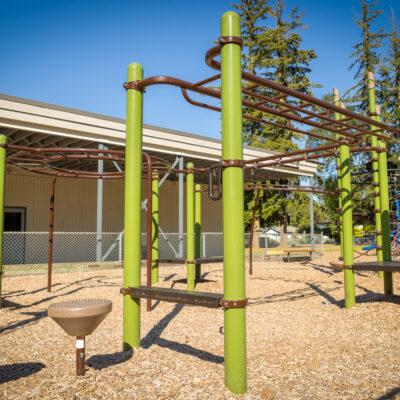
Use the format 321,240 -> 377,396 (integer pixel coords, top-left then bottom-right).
0,0 -> 398,139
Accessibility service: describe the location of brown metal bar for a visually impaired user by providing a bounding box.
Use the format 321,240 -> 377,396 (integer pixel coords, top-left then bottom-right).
47,178 -> 56,292
247,150 -> 337,169
182,88 -> 343,144
244,184 -> 337,196
194,256 -> 224,263
249,189 -> 261,276
243,143 -> 339,166
204,43 -> 397,139
242,87 -> 377,139
157,258 -> 186,264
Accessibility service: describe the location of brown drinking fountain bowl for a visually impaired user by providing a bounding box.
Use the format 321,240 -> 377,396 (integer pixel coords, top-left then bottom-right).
48,299 -> 112,376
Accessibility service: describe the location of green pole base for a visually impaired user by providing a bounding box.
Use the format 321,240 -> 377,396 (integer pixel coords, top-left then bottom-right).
344,269 -> 356,308
384,272 -> 393,295
224,308 -> 247,394
195,263 -> 201,281
123,296 -> 141,349
187,262 -> 195,291
151,265 -> 159,285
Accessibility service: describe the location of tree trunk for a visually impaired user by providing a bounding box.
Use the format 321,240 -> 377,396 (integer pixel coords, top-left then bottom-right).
252,218 -> 261,250
280,215 -> 289,248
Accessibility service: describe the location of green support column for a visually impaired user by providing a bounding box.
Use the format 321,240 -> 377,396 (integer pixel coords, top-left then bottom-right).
186,162 -> 195,291
123,63 -> 143,350
0,135 -> 6,308
377,131 -> 393,294
221,11 -> 247,394
333,89 -> 355,308
366,72 -> 383,276
333,90 -> 344,259
336,154 -> 344,259
151,172 -> 159,284
195,184 -> 202,281
367,72 -> 393,294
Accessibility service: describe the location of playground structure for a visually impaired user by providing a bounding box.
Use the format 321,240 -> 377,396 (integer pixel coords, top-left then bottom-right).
119,11 -> 400,394
0,11 -> 399,395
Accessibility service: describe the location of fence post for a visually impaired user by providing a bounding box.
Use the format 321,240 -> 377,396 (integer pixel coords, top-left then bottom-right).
221,11 -> 247,394
118,232 -> 122,264
321,232 -> 324,257
123,62 -> 143,350
202,233 -> 206,258
186,162 -> 195,291
195,184 -> 202,280
0,135 -> 6,308
152,172 -> 159,284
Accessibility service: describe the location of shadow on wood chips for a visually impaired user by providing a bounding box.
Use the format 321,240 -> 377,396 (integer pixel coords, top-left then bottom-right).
0,362 -> 45,384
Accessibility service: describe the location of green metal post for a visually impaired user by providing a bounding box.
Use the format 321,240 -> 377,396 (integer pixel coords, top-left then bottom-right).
333,90 -> 344,259
151,172 -> 159,284
368,72 -> 393,294
195,184 -> 202,281
0,135 -> 6,308
186,162 -> 195,291
333,89 -> 355,308
366,72 -> 383,277
221,11 -> 247,394
377,132 -> 393,294
123,63 -> 143,350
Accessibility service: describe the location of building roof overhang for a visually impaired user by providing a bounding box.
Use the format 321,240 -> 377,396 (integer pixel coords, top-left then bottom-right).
0,93 -> 317,178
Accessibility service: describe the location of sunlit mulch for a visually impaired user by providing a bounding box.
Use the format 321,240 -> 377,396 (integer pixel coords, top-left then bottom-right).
1,252 -> 399,399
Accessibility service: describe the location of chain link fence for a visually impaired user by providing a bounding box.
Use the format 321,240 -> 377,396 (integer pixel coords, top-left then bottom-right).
3,231 -> 327,276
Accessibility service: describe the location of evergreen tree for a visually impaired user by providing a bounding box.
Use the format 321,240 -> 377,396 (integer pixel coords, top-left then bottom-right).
377,9 -> 400,126
235,0 -> 318,242
346,0 -> 387,112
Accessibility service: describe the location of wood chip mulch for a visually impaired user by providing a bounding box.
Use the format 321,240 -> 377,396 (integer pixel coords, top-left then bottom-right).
1,252 -> 399,399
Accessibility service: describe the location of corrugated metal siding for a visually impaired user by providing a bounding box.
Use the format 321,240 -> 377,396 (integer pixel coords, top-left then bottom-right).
5,170 -> 222,232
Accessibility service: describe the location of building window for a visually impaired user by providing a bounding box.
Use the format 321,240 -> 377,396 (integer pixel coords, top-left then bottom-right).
4,207 -> 26,232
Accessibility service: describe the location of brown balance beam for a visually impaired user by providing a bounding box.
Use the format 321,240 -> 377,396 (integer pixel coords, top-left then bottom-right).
157,257 -> 223,264
121,286 -> 223,308
330,261 -> 400,272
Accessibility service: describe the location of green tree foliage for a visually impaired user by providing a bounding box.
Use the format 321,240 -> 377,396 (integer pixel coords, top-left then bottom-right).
346,0 -> 388,112
377,9 -> 400,126
234,0 -> 319,236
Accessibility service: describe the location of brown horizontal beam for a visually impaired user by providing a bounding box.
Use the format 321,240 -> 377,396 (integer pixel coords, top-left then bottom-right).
124,285 -> 223,308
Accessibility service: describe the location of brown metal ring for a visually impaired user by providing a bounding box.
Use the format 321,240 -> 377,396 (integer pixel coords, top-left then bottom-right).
221,159 -> 245,168
123,80 -> 145,92
219,36 -> 243,48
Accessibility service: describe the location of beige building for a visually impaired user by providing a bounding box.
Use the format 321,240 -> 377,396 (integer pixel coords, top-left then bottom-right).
0,93 -> 317,236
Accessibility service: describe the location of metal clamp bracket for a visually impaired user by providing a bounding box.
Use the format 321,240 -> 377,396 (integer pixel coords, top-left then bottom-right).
221,159 -> 245,168
208,163 -> 222,201
219,36 -> 243,48
219,298 -> 248,308
123,80 -> 145,92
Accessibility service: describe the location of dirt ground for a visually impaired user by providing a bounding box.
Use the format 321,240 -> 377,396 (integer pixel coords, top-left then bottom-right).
1,252 -> 400,400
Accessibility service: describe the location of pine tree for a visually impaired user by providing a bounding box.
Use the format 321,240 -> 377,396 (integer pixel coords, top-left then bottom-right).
235,0 -> 318,243
378,9 -> 400,126
346,0 -> 387,112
